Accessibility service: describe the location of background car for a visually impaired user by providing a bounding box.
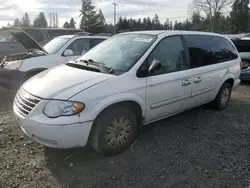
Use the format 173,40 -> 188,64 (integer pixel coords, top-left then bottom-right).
230,38 -> 250,81
0,27 -> 84,60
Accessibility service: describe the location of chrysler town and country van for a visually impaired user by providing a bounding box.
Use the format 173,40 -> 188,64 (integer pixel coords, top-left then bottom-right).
13,31 -> 241,155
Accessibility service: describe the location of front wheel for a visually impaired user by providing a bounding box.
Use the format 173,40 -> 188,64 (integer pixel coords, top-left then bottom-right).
213,82 -> 232,110
89,106 -> 138,156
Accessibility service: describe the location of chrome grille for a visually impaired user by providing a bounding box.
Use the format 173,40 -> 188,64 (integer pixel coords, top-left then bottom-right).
14,88 -> 42,118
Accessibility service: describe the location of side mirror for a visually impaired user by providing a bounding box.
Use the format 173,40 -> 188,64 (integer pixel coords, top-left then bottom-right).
148,59 -> 161,75
63,49 -> 74,57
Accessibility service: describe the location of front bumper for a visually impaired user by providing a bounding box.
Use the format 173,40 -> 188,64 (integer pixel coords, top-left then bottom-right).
14,111 -> 94,149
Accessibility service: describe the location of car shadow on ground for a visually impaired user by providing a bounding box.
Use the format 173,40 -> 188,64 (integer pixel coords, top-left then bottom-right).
42,101 -> 250,188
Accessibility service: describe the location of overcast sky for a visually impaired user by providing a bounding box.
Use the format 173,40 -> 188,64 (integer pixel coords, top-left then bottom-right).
0,0 -> 191,28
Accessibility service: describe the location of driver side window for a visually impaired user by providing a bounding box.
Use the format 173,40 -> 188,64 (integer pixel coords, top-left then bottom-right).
148,36 -> 188,76
67,39 -> 90,56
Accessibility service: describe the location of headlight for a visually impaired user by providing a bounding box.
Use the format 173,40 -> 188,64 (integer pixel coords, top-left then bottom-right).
4,60 -> 23,70
43,100 -> 85,118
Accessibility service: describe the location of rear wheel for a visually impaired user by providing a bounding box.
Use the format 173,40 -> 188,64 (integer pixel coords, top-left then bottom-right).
89,106 -> 138,156
213,82 -> 232,110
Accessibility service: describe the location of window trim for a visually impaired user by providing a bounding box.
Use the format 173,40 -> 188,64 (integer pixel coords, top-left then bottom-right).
137,35 -> 190,78
61,38 -> 90,57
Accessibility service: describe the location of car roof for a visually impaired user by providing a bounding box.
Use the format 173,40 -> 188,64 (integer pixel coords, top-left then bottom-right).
119,30 -> 225,37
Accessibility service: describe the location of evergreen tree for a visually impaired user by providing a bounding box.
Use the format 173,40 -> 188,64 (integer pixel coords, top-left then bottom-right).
13,18 -> 21,27
182,19 -> 192,30
230,0 -> 250,33
164,18 -> 170,30
191,12 -> 203,31
80,0 -> 98,33
33,12 -> 48,28
143,18 -> 147,30
21,13 -> 31,27
146,17 -> 153,30
70,18 -> 76,28
95,9 -> 106,33
169,21 -> 173,30
152,14 -> 161,30
63,22 -> 71,28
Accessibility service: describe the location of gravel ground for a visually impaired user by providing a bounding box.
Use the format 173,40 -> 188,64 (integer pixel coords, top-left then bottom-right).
0,84 -> 250,188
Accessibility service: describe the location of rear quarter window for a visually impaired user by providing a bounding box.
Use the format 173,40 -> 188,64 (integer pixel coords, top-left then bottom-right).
184,35 -> 238,68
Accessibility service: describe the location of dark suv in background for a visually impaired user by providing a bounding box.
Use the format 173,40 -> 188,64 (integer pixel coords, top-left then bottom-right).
230,36 -> 250,81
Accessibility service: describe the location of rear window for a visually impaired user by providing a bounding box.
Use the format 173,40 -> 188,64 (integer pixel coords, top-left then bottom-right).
184,35 -> 238,68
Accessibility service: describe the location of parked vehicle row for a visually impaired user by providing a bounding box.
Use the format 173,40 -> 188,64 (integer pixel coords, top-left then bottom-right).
13,30 -> 241,155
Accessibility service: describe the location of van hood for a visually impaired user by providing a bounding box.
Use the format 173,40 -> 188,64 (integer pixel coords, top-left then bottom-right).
2,27 -> 48,54
22,64 -> 115,99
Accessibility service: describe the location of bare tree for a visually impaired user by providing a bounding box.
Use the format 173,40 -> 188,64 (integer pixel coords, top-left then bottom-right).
191,0 -> 232,31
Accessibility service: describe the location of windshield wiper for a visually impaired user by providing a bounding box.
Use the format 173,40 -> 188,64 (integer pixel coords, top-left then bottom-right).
78,59 -> 114,74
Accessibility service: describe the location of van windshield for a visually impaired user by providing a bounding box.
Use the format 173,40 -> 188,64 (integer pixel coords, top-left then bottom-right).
44,36 -> 71,54
78,34 -> 157,71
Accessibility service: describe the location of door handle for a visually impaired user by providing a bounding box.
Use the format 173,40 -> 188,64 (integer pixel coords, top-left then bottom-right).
182,78 -> 191,86
194,76 -> 202,83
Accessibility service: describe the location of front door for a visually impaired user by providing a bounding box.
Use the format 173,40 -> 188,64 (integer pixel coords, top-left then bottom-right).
145,36 -> 193,123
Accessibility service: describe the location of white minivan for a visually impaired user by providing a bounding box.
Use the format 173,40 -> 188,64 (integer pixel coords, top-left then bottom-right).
13,31 -> 241,155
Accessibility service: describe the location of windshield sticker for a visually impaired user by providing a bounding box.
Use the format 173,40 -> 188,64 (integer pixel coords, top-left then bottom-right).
134,38 -> 153,43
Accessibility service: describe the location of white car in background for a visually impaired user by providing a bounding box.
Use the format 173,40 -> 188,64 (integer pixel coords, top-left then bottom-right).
2,29 -> 109,80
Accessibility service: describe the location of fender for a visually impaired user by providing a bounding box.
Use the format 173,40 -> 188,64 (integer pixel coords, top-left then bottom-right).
90,92 -> 147,120
214,72 -> 235,96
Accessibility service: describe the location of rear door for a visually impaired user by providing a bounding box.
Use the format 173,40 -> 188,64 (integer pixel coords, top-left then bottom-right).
184,35 -> 238,106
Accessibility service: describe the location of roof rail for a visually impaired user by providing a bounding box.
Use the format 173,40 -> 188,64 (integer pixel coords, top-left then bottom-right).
76,32 -> 113,37
75,32 -> 94,36
94,33 -> 113,36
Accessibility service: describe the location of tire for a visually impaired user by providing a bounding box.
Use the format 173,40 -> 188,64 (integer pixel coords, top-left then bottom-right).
89,106 -> 138,156
213,82 -> 232,110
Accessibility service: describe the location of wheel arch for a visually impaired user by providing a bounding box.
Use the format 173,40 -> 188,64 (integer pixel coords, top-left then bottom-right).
91,93 -> 146,126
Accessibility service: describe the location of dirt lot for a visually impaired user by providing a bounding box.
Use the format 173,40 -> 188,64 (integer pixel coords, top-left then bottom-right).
0,84 -> 250,188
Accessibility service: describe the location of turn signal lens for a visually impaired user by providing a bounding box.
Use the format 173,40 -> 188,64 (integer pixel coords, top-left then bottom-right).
74,103 -> 85,114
